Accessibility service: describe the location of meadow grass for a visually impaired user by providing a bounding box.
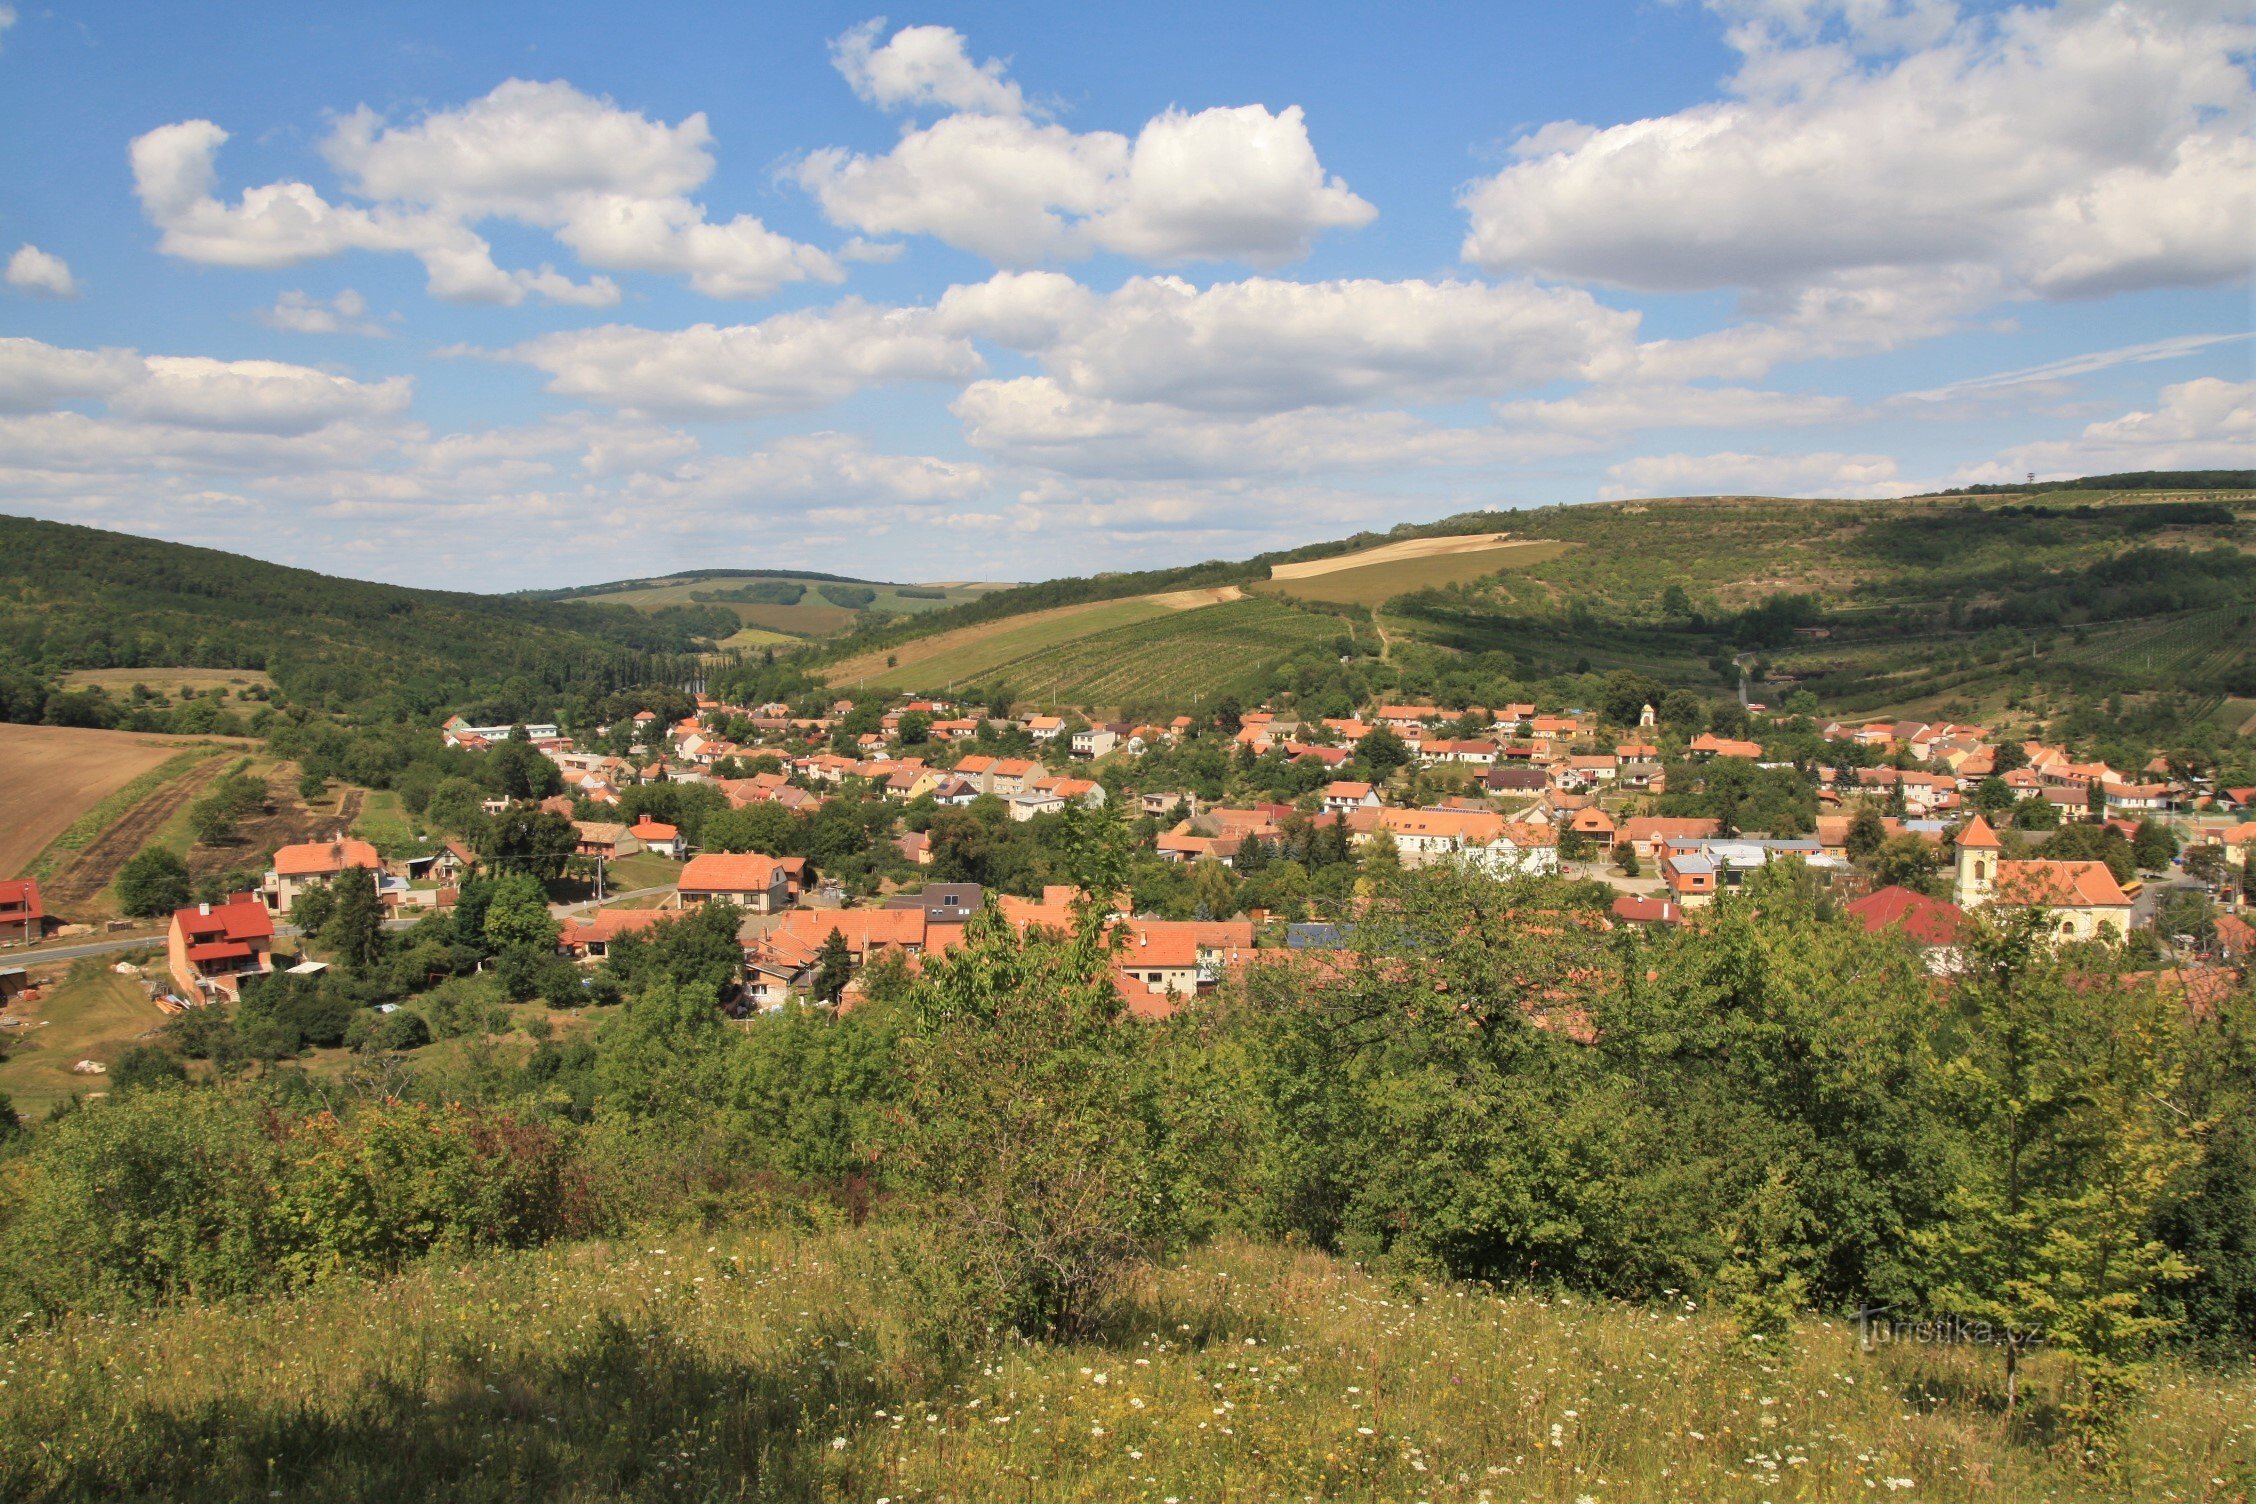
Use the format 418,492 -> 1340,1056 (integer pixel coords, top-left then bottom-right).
1,1227 -> 2245,1503
0,958 -> 166,1118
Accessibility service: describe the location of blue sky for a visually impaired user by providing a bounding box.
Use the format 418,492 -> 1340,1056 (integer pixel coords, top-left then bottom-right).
0,0 -> 2249,589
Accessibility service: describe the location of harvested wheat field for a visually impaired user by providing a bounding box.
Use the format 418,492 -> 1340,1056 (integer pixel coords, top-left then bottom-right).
1270,533 -> 1539,579
1260,538 -> 1573,608
0,724 -> 243,877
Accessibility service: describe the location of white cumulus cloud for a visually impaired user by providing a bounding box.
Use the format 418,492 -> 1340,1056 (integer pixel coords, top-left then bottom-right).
1951,377 -> 2256,483
1601,448 -> 1913,499
6,244 -> 77,299
940,272 -> 1637,411
133,80 -> 842,304
831,20 -> 1028,116
0,336 -> 410,435
504,300 -> 984,416
1463,3 -> 2256,304
258,288 -> 391,337
799,22 -> 1373,267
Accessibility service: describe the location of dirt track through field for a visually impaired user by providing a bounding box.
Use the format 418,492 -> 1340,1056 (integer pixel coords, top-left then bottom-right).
44,753 -> 230,908
0,724 -> 245,878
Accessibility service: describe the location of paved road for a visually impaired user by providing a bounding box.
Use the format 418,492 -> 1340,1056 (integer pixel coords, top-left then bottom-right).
3,915 -> 426,970
553,884 -> 677,916
4,886 -> 679,970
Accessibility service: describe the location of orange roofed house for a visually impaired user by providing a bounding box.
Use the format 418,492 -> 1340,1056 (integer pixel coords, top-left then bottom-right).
168,894 -> 275,1002
676,851 -> 806,913
262,838 -> 382,915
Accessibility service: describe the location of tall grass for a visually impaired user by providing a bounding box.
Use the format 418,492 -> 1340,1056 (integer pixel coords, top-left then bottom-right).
3,1227 -> 2245,1502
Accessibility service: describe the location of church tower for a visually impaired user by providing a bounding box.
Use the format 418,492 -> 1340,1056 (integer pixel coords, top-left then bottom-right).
1955,814 -> 2001,908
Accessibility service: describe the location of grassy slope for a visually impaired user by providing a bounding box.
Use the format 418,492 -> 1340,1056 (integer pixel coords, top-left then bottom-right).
570,575 -> 1002,640
0,959 -> 168,1118
829,595 -> 1187,690
804,491 -> 2251,714
0,1226 -> 2241,1503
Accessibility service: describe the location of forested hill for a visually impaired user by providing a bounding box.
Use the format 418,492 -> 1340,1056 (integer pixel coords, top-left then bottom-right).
0,514 -> 735,720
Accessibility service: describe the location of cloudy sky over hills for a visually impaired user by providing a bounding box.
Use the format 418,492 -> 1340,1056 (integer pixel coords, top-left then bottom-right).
0,0 -> 2249,588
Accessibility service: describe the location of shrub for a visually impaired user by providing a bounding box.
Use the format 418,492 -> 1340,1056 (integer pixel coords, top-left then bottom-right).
891,903 -> 1177,1357
107,1045 -> 189,1093
370,1008 -> 431,1051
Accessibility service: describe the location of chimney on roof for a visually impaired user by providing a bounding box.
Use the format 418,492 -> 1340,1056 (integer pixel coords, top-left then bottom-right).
199,903 -> 211,916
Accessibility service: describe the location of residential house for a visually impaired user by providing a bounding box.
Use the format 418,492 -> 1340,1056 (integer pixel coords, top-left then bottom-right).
1156,823 -> 1245,866
1024,714 -> 1066,743
1661,837 -> 1840,904
1113,919 -> 1255,1012
2100,779 -> 2174,815
572,821 -> 641,860
558,907 -> 674,962
167,894 -> 275,1002
1663,853 -> 1719,904
1610,894 -> 1684,927
261,838 -> 382,915
1568,806 -> 1617,849
677,852 -> 805,913
1071,726 -> 1120,759
2216,913 -> 2254,964
1322,780 -> 1381,813
745,906 -> 936,1009
628,818 -> 685,858
1615,816 -> 1724,864
884,882 -> 984,924
0,878 -> 49,944
1008,788 -> 1067,822
1418,738 -> 1497,768
1846,885 -> 1965,971
1482,766 -> 1550,795
1688,733 -> 1765,760
1140,790 -> 1200,819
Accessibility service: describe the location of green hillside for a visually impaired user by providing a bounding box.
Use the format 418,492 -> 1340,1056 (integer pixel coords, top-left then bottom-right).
821,484 -> 2256,722
560,570 -> 1010,640
0,514 -> 734,721
852,594 -> 1356,714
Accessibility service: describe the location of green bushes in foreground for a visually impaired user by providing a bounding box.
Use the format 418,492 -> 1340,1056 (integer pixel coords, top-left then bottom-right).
0,863 -> 2247,1459
0,1093 -> 589,1309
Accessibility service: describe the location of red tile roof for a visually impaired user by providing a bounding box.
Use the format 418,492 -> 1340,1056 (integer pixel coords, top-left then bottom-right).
0,877 -> 45,921
1845,885 -> 1964,947
678,852 -> 789,894
1994,859 -> 2130,909
172,894 -> 273,943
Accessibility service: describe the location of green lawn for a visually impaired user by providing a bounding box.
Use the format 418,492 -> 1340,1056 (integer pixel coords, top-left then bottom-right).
605,850 -> 683,892
0,955 -> 170,1118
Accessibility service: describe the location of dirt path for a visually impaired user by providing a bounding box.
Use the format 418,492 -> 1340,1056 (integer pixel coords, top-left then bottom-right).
46,753 -> 230,909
